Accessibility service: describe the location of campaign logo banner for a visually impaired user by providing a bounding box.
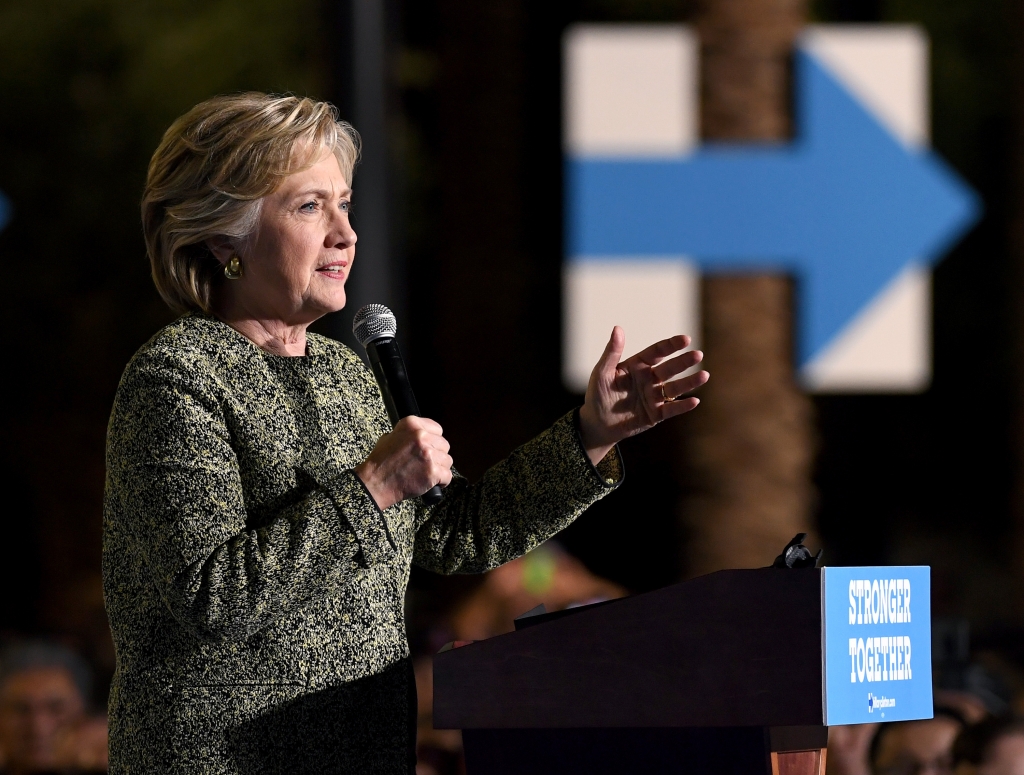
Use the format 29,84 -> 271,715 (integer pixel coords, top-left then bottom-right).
823,566 -> 932,725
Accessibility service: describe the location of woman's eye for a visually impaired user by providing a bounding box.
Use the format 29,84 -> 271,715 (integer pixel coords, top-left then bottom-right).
300,201 -> 318,212
340,200 -> 351,213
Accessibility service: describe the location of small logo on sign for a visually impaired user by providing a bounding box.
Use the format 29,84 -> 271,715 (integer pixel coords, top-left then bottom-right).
868,692 -> 896,716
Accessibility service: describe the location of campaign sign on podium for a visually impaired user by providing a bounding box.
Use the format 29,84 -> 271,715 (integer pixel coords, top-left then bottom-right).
823,566 -> 932,725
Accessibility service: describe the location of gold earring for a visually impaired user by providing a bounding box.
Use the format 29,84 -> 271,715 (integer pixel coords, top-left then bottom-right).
224,256 -> 243,280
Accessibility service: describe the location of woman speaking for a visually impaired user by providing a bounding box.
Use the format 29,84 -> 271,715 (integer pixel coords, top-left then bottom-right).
102,93 -> 709,773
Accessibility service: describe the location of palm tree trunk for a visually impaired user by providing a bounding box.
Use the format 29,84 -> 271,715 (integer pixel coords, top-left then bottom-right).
681,0 -> 817,576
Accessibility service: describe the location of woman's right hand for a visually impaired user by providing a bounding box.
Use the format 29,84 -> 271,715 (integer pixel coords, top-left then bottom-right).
354,416 -> 454,510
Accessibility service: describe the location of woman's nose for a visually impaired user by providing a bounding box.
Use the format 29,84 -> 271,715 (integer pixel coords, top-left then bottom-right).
328,209 -> 357,249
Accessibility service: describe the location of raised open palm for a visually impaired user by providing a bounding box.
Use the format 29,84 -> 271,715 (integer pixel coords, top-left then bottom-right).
578,326 -> 709,462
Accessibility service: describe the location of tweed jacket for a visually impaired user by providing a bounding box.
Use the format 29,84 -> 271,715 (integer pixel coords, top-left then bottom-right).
102,314 -> 622,774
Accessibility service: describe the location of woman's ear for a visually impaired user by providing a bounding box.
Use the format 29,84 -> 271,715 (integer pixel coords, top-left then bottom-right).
205,236 -> 235,266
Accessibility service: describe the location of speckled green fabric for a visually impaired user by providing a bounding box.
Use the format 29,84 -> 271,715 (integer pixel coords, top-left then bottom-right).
102,313 -> 623,774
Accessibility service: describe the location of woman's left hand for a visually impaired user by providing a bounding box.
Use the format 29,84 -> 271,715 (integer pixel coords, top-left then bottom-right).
578,326 -> 709,465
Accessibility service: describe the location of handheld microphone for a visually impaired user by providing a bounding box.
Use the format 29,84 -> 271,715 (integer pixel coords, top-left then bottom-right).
352,304 -> 444,505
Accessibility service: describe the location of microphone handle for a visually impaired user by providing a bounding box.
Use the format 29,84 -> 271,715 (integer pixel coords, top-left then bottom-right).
366,338 -> 444,505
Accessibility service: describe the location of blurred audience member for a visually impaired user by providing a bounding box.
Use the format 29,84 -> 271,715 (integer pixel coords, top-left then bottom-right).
445,542 -> 626,643
954,716 -> 1024,775
412,656 -> 464,775
932,620 -> 1012,725
870,710 -> 966,775
827,722 -> 878,775
0,642 -> 107,773
936,664 -> 1012,725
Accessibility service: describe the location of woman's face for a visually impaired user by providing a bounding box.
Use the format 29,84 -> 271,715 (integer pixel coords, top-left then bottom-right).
231,151 -> 357,325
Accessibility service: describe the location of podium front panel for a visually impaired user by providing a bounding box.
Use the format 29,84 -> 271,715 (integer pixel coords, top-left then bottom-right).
435,568 -> 824,729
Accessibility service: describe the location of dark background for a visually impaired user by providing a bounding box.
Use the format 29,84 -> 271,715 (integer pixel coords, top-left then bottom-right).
0,0 -> 1017,695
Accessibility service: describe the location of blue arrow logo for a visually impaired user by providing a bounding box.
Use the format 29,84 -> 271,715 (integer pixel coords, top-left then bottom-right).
0,190 -> 10,234
567,48 -> 981,366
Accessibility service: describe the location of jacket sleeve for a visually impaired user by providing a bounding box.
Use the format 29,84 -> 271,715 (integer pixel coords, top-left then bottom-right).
106,354 -> 393,645
411,409 -> 623,575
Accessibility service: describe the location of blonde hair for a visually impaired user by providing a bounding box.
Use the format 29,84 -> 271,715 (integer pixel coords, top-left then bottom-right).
142,93 -> 360,314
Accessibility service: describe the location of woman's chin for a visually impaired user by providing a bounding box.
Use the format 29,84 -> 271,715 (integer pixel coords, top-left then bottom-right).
314,289 -> 347,315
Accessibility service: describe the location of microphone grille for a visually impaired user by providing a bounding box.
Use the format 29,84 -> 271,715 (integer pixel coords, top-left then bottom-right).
352,303 -> 397,347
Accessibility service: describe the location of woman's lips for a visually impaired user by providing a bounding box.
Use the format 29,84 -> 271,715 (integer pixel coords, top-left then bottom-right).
316,262 -> 348,280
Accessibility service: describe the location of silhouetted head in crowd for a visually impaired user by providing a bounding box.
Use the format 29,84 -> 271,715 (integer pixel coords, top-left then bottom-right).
935,660 -> 1013,725
872,709 -> 967,775
0,642 -> 93,774
954,716 -> 1024,775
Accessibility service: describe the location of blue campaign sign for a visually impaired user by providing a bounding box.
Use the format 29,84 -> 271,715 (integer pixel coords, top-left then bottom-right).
566,47 -> 981,367
822,566 -> 932,725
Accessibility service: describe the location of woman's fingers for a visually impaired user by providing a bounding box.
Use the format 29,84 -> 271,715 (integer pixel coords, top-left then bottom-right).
659,370 -> 710,402
400,415 -> 444,436
432,453 -> 455,487
659,395 -> 701,419
413,428 -> 450,454
650,349 -> 703,384
623,334 -> 691,368
360,415 -> 455,506
410,426 -> 452,487
396,416 -> 450,453
421,449 -> 453,492
592,326 -> 626,380
402,439 -> 454,495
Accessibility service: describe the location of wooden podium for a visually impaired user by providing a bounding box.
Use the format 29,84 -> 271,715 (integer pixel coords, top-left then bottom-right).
433,568 -> 829,775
